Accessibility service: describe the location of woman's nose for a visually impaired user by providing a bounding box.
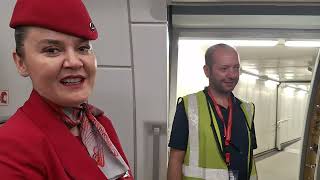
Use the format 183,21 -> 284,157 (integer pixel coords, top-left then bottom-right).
63,50 -> 83,69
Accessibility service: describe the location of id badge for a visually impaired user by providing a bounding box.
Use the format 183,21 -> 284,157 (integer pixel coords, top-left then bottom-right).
228,170 -> 239,180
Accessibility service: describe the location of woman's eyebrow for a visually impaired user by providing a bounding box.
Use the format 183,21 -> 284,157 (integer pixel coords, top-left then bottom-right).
38,39 -> 63,46
75,38 -> 89,44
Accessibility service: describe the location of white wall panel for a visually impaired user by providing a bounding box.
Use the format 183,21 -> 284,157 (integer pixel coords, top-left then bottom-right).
132,24 -> 168,180
260,86 -> 277,150
278,86 -> 293,144
89,68 -> 134,170
234,79 -> 277,154
0,0 -> 32,117
83,0 -> 132,66
130,0 -> 167,22
277,83 -> 308,148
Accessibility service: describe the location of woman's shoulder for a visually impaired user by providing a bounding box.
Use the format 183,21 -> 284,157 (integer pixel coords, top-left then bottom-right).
0,109 -> 55,178
0,108 -> 48,148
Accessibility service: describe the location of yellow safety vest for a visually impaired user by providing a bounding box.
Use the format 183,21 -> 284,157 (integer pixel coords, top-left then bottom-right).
182,91 -> 258,180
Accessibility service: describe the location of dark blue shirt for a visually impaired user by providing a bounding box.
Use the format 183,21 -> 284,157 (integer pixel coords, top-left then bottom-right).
169,88 -> 257,180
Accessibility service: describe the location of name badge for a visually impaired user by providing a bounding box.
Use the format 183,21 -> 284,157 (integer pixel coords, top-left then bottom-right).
229,170 -> 239,180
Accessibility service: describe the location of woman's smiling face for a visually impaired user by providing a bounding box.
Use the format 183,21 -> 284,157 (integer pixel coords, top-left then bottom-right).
13,27 -> 97,107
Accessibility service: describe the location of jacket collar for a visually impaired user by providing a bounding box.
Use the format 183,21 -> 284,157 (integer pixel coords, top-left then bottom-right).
21,90 -> 106,179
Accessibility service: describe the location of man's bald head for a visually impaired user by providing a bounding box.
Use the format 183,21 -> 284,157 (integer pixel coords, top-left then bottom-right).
205,43 -> 239,68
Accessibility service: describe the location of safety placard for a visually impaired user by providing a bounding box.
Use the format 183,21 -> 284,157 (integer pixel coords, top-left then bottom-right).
0,90 -> 9,106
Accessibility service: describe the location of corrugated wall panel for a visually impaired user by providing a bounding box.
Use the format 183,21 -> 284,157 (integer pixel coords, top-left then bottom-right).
83,0 -> 132,66
132,24 -> 168,180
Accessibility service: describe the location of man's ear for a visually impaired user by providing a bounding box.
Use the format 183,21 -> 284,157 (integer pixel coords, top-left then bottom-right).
12,52 -> 29,77
203,65 -> 210,78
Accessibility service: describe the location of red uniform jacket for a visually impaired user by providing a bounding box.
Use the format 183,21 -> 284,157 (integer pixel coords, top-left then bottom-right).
0,91 -> 134,180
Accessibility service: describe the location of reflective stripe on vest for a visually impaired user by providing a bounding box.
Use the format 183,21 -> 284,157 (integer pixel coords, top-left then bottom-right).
188,94 -> 199,166
183,165 -> 228,180
240,101 -> 258,178
250,175 -> 258,180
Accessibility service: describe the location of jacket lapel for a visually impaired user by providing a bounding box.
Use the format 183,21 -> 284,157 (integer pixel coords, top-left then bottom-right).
21,90 -> 107,180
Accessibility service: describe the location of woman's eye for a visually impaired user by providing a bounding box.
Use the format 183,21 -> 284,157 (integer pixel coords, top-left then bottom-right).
78,46 -> 91,53
42,47 -> 61,56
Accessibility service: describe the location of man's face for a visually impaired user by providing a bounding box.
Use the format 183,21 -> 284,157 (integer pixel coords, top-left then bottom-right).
13,27 -> 97,107
204,48 -> 240,94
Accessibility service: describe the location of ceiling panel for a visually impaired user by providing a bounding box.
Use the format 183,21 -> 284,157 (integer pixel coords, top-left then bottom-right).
171,0 -> 320,2
238,46 -> 318,81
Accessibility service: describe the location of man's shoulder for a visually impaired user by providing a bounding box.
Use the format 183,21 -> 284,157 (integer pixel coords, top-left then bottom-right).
181,90 -> 206,99
233,95 -> 253,105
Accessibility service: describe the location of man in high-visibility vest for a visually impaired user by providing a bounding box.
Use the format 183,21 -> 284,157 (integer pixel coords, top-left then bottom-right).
167,43 -> 258,180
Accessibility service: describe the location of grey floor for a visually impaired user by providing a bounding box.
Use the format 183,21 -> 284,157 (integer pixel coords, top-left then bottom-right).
256,141 -> 301,180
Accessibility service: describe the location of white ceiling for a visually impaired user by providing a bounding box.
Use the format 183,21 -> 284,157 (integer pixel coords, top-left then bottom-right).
174,12 -> 320,82
171,0 -> 320,2
178,39 -> 318,82
237,46 -> 318,82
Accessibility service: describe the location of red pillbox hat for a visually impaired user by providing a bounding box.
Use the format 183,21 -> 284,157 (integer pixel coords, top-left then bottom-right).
10,0 -> 98,40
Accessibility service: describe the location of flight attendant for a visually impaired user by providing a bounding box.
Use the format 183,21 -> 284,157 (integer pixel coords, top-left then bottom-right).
0,0 -> 133,179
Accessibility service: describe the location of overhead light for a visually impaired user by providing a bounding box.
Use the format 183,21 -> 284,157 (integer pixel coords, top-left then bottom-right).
265,80 -> 279,89
283,87 -> 295,97
283,84 -> 308,92
242,68 -> 259,75
266,74 -> 279,81
285,76 -> 295,80
297,90 -> 307,98
284,73 -> 295,79
285,40 -> 320,47
297,85 -> 308,91
178,39 -> 278,47
284,73 -> 294,77
240,73 -> 259,84
210,40 -> 278,47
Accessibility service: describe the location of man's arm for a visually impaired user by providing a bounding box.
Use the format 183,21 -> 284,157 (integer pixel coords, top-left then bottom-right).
167,99 -> 189,180
167,148 -> 186,180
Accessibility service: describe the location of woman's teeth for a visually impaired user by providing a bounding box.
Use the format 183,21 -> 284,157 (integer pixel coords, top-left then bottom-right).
62,78 -> 82,84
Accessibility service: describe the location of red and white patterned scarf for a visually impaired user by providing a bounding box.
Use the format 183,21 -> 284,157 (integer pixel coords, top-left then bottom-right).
50,102 -> 129,179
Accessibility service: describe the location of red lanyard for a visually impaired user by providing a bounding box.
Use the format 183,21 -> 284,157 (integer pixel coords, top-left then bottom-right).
208,90 -> 233,165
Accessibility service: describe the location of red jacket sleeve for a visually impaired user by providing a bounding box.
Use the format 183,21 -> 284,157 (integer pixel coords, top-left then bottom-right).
0,127 -> 46,180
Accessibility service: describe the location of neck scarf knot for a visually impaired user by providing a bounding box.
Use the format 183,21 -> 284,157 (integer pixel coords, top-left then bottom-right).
51,102 -> 129,179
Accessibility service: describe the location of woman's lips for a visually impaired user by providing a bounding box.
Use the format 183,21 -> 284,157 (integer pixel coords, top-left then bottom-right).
60,76 -> 85,88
